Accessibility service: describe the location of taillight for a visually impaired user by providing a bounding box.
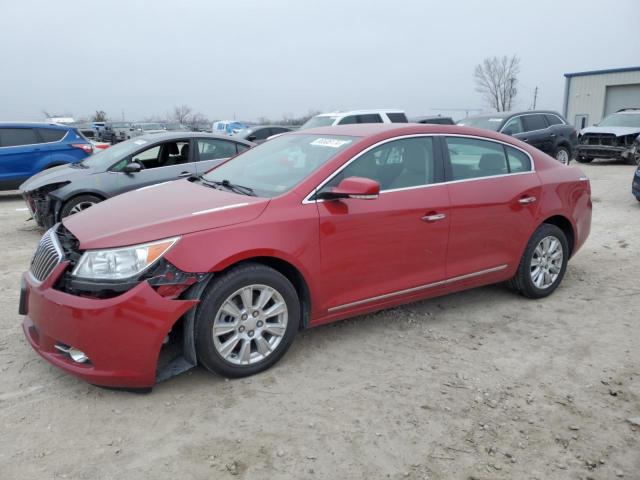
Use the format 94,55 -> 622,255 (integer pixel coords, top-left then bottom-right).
95,144 -> 109,150
71,143 -> 93,154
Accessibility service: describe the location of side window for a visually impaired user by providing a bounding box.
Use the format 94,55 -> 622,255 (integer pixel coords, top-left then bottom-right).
387,112 -> 408,123
131,145 -> 161,168
446,137 -> 508,180
252,128 -> 271,141
0,128 -> 41,147
37,128 -> 67,142
356,114 -> 383,123
502,117 -> 524,134
522,114 -> 548,132
236,143 -> 250,153
271,127 -> 289,135
506,146 -> 532,173
338,115 -> 357,125
545,114 -> 563,126
322,137 -> 435,192
197,138 -> 238,160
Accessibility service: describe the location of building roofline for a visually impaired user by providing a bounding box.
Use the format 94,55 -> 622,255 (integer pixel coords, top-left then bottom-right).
564,66 -> 640,78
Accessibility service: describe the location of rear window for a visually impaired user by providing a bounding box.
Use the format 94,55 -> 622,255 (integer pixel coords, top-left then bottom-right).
356,114 -> 383,123
0,128 -> 41,147
522,114 -> 548,132
545,114 -> 563,126
505,146 -> 532,173
387,112 -> 408,123
37,128 -> 67,142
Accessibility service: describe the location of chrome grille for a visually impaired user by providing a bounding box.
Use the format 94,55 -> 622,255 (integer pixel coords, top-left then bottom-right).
30,228 -> 63,282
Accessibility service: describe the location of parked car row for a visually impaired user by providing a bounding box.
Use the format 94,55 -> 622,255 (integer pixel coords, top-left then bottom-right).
18,122 -> 592,389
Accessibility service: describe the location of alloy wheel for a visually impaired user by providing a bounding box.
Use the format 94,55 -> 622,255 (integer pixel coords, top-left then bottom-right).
555,149 -> 569,165
212,284 -> 288,365
530,235 -> 564,289
68,201 -> 96,215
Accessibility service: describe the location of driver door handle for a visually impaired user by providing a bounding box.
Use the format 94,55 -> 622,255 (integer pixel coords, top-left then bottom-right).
421,213 -> 446,222
178,171 -> 191,178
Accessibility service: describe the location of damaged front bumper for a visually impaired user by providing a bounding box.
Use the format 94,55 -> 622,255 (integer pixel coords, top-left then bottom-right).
21,263 -> 201,388
577,143 -> 640,164
22,188 -> 65,229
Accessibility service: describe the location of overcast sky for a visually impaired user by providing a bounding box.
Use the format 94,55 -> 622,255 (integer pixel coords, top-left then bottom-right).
1,0 -> 638,122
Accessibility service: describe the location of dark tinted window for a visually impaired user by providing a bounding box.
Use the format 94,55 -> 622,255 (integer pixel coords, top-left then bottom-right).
356,114 -> 383,123
236,143 -> 250,153
270,127 -> 290,135
502,116 -> 524,134
522,114 -> 548,132
545,114 -> 563,126
37,128 -> 67,142
338,115 -> 357,125
506,146 -> 531,173
387,112 -> 408,123
0,128 -> 41,147
197,138 -> 238,160
323,137 -> 435,191
445,137 -> 508,180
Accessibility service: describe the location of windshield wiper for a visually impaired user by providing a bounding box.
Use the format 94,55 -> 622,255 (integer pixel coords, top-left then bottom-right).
208,179 -> 256,196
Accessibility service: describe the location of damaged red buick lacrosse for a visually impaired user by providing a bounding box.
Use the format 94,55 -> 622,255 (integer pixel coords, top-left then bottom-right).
20,123 -> 592,389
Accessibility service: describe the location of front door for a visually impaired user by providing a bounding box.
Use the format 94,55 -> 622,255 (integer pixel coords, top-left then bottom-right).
314,136 -> 450,313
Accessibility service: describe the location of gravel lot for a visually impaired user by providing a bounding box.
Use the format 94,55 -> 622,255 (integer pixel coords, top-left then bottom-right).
0,161 -> 638,480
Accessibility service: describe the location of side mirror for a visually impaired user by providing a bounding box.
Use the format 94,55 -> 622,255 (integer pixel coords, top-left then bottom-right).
317,177 -> 380,200
122,162 -> 142,174
247,135 -> 257,141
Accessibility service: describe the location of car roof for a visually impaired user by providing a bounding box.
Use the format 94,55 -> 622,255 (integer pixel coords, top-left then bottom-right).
294,122 -> 501,138
314,109 -> 405,118
614,109 -> 640,114
133,131 -> 256,145
464,110 -> 563,120
0,121 -> 71,129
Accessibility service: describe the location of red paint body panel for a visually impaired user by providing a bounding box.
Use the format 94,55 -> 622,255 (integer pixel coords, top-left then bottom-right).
21,124 -> 592,386
22,266 -> 196,387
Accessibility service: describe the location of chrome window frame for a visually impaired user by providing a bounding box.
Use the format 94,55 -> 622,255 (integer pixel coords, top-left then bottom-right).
499,112 -> 565,135
302,133 -> 536,204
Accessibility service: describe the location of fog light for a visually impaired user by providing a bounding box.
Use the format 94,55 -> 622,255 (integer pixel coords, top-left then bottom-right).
55,344 -> 90,364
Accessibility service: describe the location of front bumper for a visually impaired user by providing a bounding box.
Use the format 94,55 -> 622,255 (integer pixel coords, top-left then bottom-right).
576,144 -> 626,160
21,264 -> 196,388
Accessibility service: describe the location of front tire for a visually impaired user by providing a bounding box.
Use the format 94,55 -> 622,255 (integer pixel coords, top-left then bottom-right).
195,263 -> 300,378
554,146 -> 570,165
509,224 -> 569,299
60,194 -> 102,219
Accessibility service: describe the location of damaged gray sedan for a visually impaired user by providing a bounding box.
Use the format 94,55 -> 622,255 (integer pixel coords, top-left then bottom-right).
20,132 -> 254,228
576,109 -> 640,165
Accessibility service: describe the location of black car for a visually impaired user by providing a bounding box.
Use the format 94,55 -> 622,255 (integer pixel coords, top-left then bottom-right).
410,115 -> 455,125
21,132 -> 254,228
236,125 -> 293,144
458,110 -> 578,164
633,165 -> 640,202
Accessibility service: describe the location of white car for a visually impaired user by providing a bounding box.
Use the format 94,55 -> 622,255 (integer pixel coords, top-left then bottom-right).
299,109 -> 408,129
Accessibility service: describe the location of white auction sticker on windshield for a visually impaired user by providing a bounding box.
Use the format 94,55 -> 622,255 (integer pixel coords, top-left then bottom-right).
134,139 -> 147,145
310,138 -> 352,148
489,118 -> 503,122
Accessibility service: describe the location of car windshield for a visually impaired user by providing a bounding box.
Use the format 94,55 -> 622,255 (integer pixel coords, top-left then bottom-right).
300,116 -> 338,129
457,116 -> 505,131
202,134 -> 358,197
598,113 -> 640,128
80,138 -> 150,168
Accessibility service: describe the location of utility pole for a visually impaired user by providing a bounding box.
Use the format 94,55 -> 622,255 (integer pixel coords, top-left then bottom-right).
532,87 -> 538,110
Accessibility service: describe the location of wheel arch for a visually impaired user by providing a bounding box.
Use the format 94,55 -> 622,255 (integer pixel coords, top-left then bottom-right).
55,191 -> 107,221
541,214 -> 575,256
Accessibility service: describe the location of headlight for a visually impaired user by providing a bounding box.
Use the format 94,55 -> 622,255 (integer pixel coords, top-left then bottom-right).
71,237 -> 179,280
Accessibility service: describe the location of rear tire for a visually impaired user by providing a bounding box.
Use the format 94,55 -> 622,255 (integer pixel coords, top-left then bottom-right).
195,263 -> 300,378
509,224 -> 569,299
60,194 -> 102,219
554,146 -> 570,165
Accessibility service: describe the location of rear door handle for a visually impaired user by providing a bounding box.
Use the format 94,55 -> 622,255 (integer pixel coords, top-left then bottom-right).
518,196 -> 537,205
178,171 -> 191,177
421,213 -> 446,222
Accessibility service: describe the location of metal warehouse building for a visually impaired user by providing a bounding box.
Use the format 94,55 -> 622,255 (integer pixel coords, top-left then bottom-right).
563,66 -> 640,129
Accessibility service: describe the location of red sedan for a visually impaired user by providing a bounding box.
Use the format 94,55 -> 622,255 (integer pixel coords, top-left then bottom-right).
20,124 -> 592,388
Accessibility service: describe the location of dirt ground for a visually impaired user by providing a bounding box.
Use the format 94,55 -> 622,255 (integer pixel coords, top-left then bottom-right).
0,161 -> 638,480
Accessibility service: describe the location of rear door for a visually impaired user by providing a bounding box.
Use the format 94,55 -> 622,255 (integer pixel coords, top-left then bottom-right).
515,114 -> 553,154
195,138 -> 246,174
315,135 -> 450,313
0,127 -> 44,188
443,135 -> 541,278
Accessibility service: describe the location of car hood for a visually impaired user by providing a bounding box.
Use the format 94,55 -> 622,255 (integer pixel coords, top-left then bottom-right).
580,126 -> 640,137
19,163 -> 100,192
62,179 -> 269,249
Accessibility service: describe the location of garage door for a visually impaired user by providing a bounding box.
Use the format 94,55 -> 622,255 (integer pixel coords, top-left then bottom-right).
603,83 -> 640,116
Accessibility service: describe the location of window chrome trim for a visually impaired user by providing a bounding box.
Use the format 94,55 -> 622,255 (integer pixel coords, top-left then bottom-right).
327,264 -> 508,313
302,133 -> 535,204
498,112 -> 566,135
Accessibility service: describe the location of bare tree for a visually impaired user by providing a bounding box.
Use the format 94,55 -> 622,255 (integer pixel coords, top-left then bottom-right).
473,55 -> 521,111
92,110 -> 107,122
172,105 -> 193,124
